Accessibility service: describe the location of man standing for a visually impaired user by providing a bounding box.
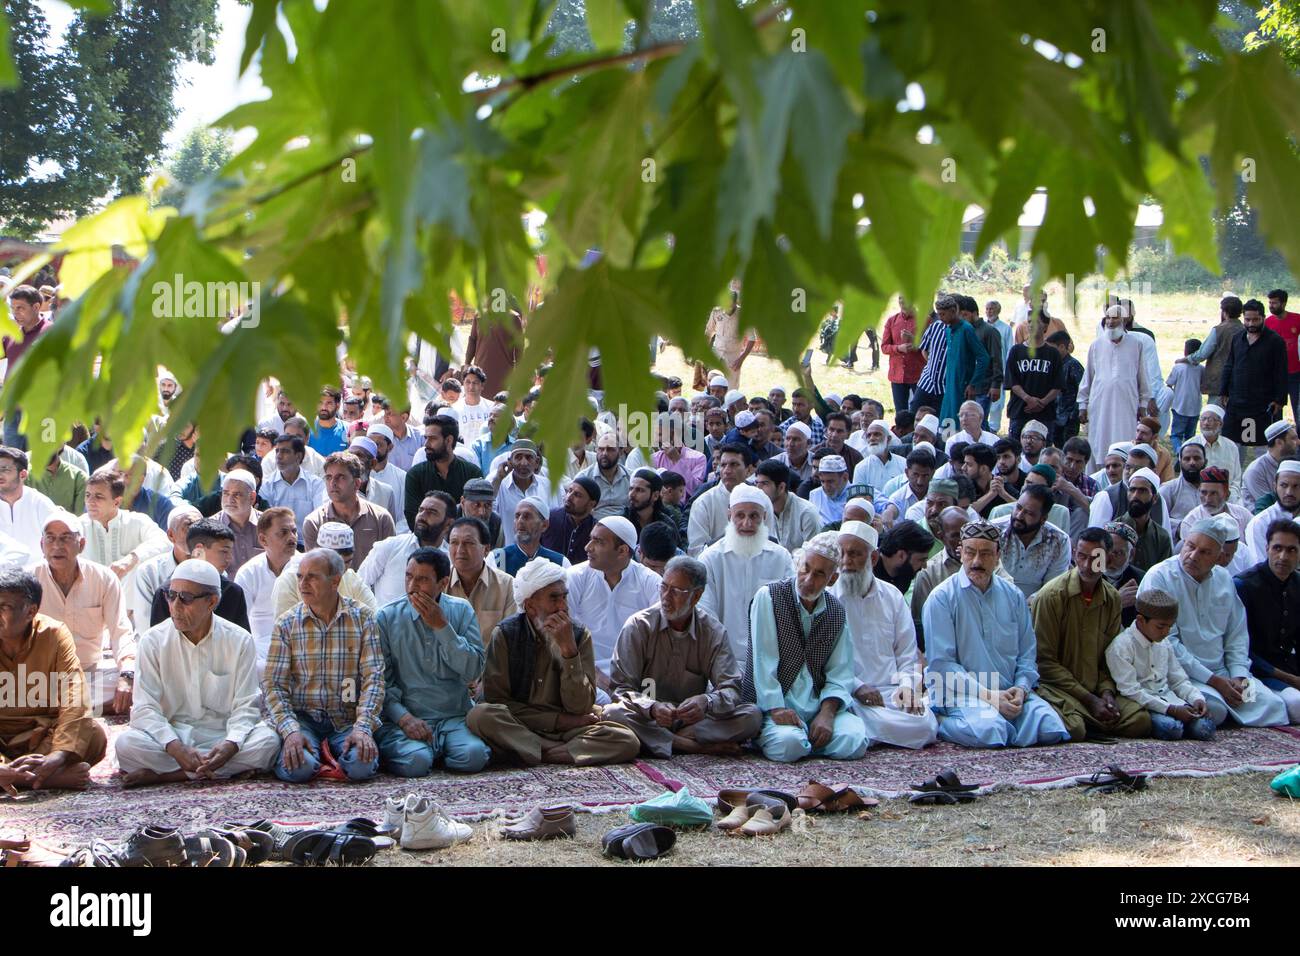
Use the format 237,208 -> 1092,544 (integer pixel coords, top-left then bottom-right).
935,295 -> 990,430
834,521 -> 937,749
984,299 -> 1016,432
579,432 -> 632,521
1079,308 -> 1150,471
755,459 -> 820,553
445,516 -> 517,642
744,532 -> 869,763
1139,521 -> 1289,727
1234,518 -> 1300,725
1245,461 -> 1300,565
304,451 -> 396,569
991,486 -> 1071,601
490,441 -> 549,546
265,548 -> 385,782
700,485 -> 796,668
1265,289 -> 1300,424
467,561 -> 641,766
541,476 -> 599,565
1242,420 -> 1297,512
115,560 -> 280,788
2,286 -> 52,447
262,435 -> 326,543
375,549 -> 491,776
309,386 -> 349,457
1180,296 -> 1244,403
1003,313 -> 1064,442
451,365 -> 493,446
1220,298 -> 1288,467
964,296 -> 1005,426
923,522 -> 1072,747
605,556 -> 761,756
404,415 -> 482,528
880,297 -> 923,415
358,491 -> 454,607
1032,529 -> 1150,741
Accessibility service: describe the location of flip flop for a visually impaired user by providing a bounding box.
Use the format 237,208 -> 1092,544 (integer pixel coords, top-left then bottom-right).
601,823 -> 676,861
330,818 -> 395,849
1081,764 -> 1148,795
288,830 -> 378,867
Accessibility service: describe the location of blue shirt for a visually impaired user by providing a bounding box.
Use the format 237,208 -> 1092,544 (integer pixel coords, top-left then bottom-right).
492,544 -> 566,577
309,419 -> 349,456
262,470 -> 327,542
376,595 -> 485,724
748,585 -> 855,718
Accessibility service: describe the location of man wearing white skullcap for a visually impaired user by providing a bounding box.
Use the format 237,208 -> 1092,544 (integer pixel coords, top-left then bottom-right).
1139,519 -> 1290,729
32,509 -> 136,715
1242,419 -> 1299,512
686,442 -> 755,555
1191,402 -> 1243,500
348,437 -> 402,534
115,558 -> 280,788
215,468 -> 263,575
364,421 -> 410,534
852,419 -> 906,495
488,495 -> 570,576
810,454 -> 850,525
1111,467 -> 1173,573
1244,460 -> 1300,565
131,504 -> 201,635
1079,306 -> 1150,471
565,515 -> 662,686
775,419 -> 815,487
743,531 -> 868,762
699,485 -> 794,668
467,559 -> 641,766
832,521 -> 938,749
1088,454 -> 1175,546
913,414 -> 941,448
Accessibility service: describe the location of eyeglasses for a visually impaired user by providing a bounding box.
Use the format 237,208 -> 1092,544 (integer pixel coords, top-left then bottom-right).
164,589 -> 212,605
659,582 -> 699,599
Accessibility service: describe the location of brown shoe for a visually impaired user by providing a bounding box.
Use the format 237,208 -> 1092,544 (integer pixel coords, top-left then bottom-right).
503,805 -> 576,841
735,803 -> 791,837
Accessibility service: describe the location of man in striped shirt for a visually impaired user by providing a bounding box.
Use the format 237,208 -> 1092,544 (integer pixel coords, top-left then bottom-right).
910,312 -> 948,415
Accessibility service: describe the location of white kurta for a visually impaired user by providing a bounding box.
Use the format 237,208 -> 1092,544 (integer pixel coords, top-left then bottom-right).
686,482 -> 733,555
1244,502 -> 1299,566
831,575 -> 937,749
772,493 -> 821,553
115,615 -> 280,777
233,552 -> 288,670
1179,503 -> 1252,549
131,550 -> 177,635
698,539 -> 795,668
0,486 -> 57,554
565,560 -> 662,675
851,453 -> 906,495
1241,453 -> 1278,513
1078,334 -> 1149,471
357,531 -> 422,608
370,462 -> 408,533
1200,436 -> 1243,503
1157,477 -> 1201,543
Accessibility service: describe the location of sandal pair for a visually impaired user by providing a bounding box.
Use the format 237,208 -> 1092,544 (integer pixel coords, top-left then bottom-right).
796,780 -> 877,812
908,769 -> 980,805
601,823 -> 676,861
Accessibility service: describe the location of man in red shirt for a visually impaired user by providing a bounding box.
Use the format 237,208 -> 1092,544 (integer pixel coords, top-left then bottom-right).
3,285 -> 53,449
1267,288 -> 1300,425
880,296 -> 925,415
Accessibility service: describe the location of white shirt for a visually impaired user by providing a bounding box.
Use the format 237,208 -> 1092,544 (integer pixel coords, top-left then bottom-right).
772,493 -> 821,553
494,473 -> 552,547
130,615 -> 265,749
944,430 -> 998,454
1201,435 -> 1242,502
79,510 -> 170,599
698,538 -> 795,667
832,575 -> 922,693
452,397 -> 493,445
234,552 -> 289,669
357,531 -> 424,607
1179,502 -> 1252,549
565,560 -> 662,674
132,550 -> 178,634
852,452 -> 906,496
686,482 -> 734,555
0,486 -> 57,553
1104,622 -> 1205,715
370,462 -> 408,533
0,527 -> 34,568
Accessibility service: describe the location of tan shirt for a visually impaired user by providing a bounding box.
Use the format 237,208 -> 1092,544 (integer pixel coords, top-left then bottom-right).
447,563 -> 517,643
303,498 -> 396,569
609,604 -> 743,716
0,614 -> 101,759
481,616 -> 596,734
33,559 -> 135,671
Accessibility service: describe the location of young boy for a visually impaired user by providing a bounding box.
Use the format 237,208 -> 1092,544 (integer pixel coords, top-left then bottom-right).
1046,330 -> 1083,447
1165,339 -> 1204,454
1104,588 -> 1216,741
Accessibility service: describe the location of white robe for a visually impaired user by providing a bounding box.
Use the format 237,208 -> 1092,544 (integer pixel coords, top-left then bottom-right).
0,486 -> 57,554
698,539 -> 795,668
687,482 -> 733,556
1078,334 -> 1149,471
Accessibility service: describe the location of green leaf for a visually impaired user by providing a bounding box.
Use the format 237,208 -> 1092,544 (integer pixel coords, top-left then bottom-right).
586,0 -> 629,49
53,196 -> 171,300
787,0 -> 867,94
1146,140 -> 1218,273
240,0 -> 281,76
740,223 -> 830,370
0,11 -> 15,89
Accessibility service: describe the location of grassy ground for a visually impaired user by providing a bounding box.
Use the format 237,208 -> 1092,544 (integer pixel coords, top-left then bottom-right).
372,771 -> 1299,867
657,290 -> 1228,416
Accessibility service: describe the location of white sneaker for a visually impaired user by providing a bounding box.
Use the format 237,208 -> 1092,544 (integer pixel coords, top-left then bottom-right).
382,794 -> 415,834
400,796 -> 473,850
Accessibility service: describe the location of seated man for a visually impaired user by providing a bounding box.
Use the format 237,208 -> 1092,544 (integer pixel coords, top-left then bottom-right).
148,518 -> 250,632
1031,528 -> 1150,741
264,548 -> 385,782
272,521 -> 378,618
833,521 -> 937,749
991,485 -> 1070,601
605,555 -> 761,756
1139,519 -> 1289,727
445,516 -> 517,642
375,548 -> 490,776
0,568 -> 106,792
489,496 -> 569,576
1233,518 -> 1300,724
1106,589 -> 1216,740
743,532 -> 869,763
923,521 -> 1071,748
467,560 -> 640,766
115,560 -> 280,787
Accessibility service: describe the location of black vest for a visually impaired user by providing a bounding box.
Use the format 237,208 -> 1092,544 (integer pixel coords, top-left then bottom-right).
743,579 -> 846,703
495,612 -> 589,702
1106,480 -> 1166,526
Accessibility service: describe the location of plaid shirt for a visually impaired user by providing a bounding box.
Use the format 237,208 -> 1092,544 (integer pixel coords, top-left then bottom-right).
263,595 -> 385,737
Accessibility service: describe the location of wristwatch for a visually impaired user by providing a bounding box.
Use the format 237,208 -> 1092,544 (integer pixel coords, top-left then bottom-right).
119,670 -> 135,682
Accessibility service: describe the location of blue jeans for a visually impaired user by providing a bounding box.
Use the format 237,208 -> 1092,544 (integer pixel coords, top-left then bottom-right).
375,716 -> 490,776
975,394 -> 991,430
1170,412 -> 1198,454
891,383 -> 914,417
1150,711 -> 1216,741
274,713 -> 380,783
2,409 -> 26,450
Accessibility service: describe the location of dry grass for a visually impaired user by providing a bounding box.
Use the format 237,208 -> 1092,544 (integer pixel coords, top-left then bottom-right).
368,771 -> 1300,867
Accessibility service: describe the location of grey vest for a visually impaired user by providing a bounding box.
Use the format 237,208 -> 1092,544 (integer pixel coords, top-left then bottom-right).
742,578 -> 846,703
1203,319 -> 1243,396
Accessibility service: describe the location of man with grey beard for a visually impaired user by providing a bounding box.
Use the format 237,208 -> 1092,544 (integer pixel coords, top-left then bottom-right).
699,484 -> 795,670
833,521 -> 938,748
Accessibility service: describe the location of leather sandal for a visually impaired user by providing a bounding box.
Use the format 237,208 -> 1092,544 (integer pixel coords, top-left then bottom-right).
913,768 -> 980,793
208,826 -> 274,865
185,831 -> 243,867
285,830 -> 379,866
797,780 -> 877,812
329,817 -> 396,849
1081,764 -> 1148,795
601,822 -> 676,861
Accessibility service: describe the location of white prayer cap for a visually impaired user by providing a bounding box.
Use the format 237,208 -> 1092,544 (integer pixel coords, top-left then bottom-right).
735,410 -> 757,429
913,441 -> 936,457
157,368 -> 179,386
317,522 -> 355,550
838,520 -> 878,550
1279,461 -> 1300,477
1021,420 -> 1049,438
785,421 -> 812,440
1200,404 -> 1225,420
598,515 -> 638,551
1180,435 -> 1207,451
1105,442 -> 1131,461
1128,467 -> 1161,492
723,389 -> 746,407
1266,420 -> 1294,441
819,455 -> 848,474
517,496 -> 550,519
222,469 -> 257,491
171,558 -> 221,590
1105,304 -> 1125,319
167,504 -> 202,531
435,407 -> 460,423
845,496 -> 875,515
708,374 -> 728,388
918,414 -> 940,435
1128,443 -> 1158,463
41,509 -> 81,534
866,419 -> 891,436
799,530 -> 842,565
367,423 -> 396,445
825,393 -> 842,405
1187,517 -> 1228,546
1213,513 -> 1240,543
513,558 -> 567,605
348,437 -> 378,458
729,484 -> 769,510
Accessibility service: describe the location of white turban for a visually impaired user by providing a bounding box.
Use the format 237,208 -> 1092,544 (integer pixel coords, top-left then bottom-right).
799,531 -> 842,565
1021,420 -> 1049,438
171,558 -> 221,590
1201,404 -> 1225,421
167,504 -> 202,532
598,515 -> 638,551
838,520 -> 878,550
729,484 -> 769,510
1128,467 -> 1161,492
222,470 -> 257,492
785,421 -> 812,441
513,558 -> 567,606
918,414 -> 940,435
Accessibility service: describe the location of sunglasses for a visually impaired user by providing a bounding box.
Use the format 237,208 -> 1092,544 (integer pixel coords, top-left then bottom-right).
164,589 -> 212,605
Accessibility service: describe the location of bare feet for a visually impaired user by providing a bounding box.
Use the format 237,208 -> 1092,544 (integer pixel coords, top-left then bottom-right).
36,763 -> 92,791
121,768 -> 187,789
540,745 -> 575,764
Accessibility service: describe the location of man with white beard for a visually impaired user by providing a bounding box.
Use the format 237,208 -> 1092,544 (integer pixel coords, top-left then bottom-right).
699,484 -> 795,669
1195,404 -> 1242,501
851,420 -> 906,494
832,521 -> 937,749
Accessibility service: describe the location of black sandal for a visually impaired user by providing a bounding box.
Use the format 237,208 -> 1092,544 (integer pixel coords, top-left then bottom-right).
287,830 -> 378,866
1081,764 -> 1148,795
913,768 -> 979,793
601,823 -> 676,861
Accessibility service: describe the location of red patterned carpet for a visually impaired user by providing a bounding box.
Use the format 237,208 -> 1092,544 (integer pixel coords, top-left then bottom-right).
5,720 -> 1298,850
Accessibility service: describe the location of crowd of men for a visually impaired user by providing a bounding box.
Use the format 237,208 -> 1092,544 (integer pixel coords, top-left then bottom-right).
2,278 -> 1300,796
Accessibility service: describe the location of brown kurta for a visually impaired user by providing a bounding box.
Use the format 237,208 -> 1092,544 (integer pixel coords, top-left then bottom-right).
1031,570 -> 1149,741
0,614 -> 107,764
